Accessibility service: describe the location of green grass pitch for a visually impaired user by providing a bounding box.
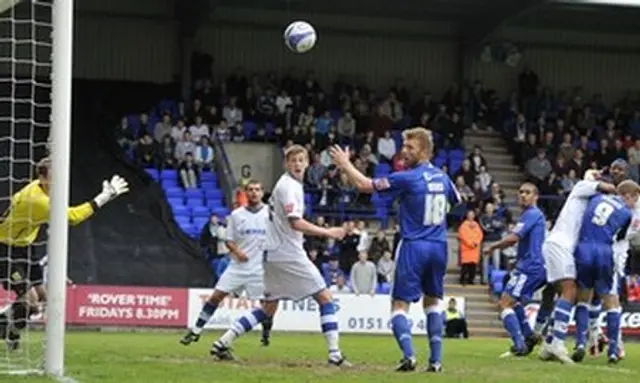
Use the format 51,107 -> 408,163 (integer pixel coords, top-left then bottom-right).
2,331 -> 640,382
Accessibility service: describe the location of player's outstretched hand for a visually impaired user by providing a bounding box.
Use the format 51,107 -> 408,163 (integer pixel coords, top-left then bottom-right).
94,175 -> 130,208
108,175 -> 130,197
328,145 -> 351,167
326,226 -> 346,240
482,246 -> 494,256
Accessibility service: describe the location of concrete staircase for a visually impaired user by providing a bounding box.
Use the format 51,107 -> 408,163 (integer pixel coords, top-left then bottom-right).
464,129 -> 523,215
444,279 -> 505,337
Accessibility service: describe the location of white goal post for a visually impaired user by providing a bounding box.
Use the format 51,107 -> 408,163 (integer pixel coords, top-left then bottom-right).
0,0 -> 74,379
46,0 -> 73,377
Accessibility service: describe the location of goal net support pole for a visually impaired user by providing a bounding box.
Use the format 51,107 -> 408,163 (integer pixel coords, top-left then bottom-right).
45,0 -> 74,377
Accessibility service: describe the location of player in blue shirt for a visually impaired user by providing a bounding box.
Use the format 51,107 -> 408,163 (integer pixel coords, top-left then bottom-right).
571,180 -> 637,364
330,127 -> 460,373
581,159 -> 629,359
484,182 -> 546,356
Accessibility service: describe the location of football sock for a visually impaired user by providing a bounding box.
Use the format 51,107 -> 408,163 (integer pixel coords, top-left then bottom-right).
193,302 -> 217,335
426,305 -> 444,364
219,308 -> 267,346
574,303 -> 589,348
319,302 -> 342,360
513,304 -> 533,338
501,308 -> 525,351
550,298 -> 573,342
391,311 -> 414,359
606,308 -> 621,358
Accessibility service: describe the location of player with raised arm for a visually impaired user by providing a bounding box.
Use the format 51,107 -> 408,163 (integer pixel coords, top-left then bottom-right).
209,145 -> 351,367
180,180 -> 274,347
538,169 -> 616,363
484,183 -> 546,357
330,127 -> 461,373
569,180 -> 637,364
0,157 -> 129,349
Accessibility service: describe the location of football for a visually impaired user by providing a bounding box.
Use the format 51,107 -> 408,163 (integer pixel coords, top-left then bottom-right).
283,21 -> 317,53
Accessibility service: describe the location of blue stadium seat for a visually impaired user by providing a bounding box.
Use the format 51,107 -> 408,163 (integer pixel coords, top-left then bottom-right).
157,99 -> 179,118
161,169 -> 178,180
193,217 -> 208,229
185,188 -> 204,199
448,149 -> 465,160
145,168 -> 159,180
243,121 -> 257,139
377,283 -> 391,294
449,160 -> 463,175
189,226 -> 201,238
185,198 -> 203,208
392,130 -> 402,150
205,189 -> 223,200
212,207 -> 230,218
167,197 -> 183,206
201,172 -> 216,182
433,157 -> 446,168
165,187 -> 184,199
174,215 -> 191,224
265,122 -> 275,136
192,205 -> 210,218
127,114 -> 140,133
207,200 -> 224,210
201,181 -> 217,190
161,179 -> 179,189
172,205 -> 189,217
179,223 -> 195,234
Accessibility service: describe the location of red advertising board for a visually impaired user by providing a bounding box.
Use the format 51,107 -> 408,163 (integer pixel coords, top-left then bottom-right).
66,285 -> 188,327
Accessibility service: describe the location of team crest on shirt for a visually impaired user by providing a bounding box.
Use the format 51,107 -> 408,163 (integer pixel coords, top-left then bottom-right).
284,203 -> 294,214
373,178 -> 390,190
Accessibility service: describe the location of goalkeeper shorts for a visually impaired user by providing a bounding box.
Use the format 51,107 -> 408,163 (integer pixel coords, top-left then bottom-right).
0,243 -> 44,296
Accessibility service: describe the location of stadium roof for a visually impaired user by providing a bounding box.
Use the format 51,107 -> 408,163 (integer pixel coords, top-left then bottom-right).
213,0 -> 640,40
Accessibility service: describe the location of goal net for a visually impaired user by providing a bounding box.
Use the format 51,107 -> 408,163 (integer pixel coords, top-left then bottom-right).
0,0 -> 53,376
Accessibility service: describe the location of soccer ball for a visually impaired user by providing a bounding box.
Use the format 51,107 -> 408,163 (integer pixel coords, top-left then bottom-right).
283,21 -> 317,53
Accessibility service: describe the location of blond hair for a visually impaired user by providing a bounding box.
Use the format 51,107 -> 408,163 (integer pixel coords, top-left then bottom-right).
402,127 -> 434,156
616,179 -> 640,195
284,144 -> 308,161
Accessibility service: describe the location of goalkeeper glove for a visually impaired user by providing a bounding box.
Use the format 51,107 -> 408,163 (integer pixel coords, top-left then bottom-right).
93,175 -> 130,208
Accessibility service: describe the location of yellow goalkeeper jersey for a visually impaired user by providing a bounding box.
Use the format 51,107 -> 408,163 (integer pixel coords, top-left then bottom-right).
0,180 -> 95,247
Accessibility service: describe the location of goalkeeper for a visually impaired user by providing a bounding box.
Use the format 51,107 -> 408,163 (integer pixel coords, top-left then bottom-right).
0,157 -> 129,348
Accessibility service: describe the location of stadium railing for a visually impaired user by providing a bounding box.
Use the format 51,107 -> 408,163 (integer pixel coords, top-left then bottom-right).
211,133 -> 237,209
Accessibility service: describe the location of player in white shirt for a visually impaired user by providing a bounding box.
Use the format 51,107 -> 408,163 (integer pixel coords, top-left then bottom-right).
539,169 -> 616,363
180,181 -> 274,346
209,145 -> 352,367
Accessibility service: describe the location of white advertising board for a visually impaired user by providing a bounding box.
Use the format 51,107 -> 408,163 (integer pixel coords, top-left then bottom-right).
188,289 -> 466,335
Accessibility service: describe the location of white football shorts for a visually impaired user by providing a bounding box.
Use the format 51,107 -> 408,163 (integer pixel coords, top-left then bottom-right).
215,267 -> 265,300
542,240 -> 575,283
262,254 -> 326,301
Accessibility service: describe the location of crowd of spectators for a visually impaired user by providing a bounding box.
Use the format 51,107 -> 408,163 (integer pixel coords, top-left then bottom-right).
304,218 -> 400,294
120,64 -> 640,289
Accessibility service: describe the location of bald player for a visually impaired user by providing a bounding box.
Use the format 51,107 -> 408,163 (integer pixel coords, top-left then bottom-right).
484,182 -> 546,358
